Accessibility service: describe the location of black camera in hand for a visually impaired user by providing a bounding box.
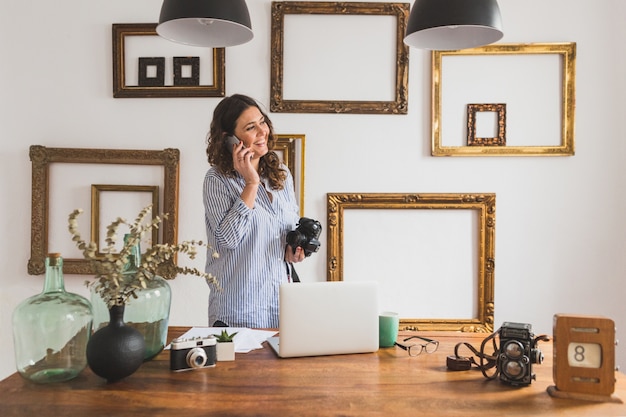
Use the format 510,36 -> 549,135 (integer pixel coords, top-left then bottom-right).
286,217 -> 322,257
497,322 -> 546,386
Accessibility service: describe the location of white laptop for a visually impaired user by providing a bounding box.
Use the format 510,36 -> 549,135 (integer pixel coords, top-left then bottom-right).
267,281 -> 379,358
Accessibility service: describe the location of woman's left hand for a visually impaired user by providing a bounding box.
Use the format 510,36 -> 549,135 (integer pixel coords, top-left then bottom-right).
285,245 -> 305,263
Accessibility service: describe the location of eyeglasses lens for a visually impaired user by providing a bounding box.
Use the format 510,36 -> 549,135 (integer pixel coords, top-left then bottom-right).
424,342 -> 438,354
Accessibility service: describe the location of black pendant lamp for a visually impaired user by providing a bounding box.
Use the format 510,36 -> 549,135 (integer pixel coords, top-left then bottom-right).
404,0 -> 503,50
156,0 -> 253,47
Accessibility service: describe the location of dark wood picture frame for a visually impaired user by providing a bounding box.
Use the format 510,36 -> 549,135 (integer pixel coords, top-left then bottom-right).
138,57 -> 166,87
28,146 -> 180,275
173,57 -> 200,86
270,2 -> 410,114
112,23 -> 225,98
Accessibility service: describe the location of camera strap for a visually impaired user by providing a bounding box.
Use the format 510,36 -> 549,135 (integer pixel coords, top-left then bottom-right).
449,327 -> 550,383
286,262 -> 300,283
450,330 -> 500,380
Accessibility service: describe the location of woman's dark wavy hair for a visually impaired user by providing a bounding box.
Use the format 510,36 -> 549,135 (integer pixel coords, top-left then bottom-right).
206,94 -> 286,190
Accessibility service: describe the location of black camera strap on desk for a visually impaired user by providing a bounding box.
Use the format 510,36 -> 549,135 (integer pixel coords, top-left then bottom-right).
448,330 -> 499,380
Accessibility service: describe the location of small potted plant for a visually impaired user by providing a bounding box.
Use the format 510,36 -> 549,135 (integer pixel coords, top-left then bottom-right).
214,329 -> 237,361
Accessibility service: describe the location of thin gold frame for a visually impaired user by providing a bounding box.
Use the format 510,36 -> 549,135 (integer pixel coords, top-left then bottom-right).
112,23 -> 225,98
28,146 -> 180,275
270,1 -> 409,114
432,43 -> 576,156
275,134 -> 306,217
327,193 -> 496,332
90,184 -> 160,257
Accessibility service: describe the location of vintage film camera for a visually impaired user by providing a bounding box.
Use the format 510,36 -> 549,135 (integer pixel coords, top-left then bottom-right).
170,336 -> 217,371
286,217 -> 322,257
497,322 -> 547,386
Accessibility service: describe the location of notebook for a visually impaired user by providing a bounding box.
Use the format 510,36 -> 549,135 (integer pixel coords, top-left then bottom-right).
267,280 -> 379,358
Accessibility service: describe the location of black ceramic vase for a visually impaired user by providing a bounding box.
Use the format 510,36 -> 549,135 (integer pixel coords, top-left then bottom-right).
86,304 -> 145,382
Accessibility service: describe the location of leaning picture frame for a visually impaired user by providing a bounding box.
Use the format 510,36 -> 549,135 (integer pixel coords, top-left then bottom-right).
28,146 -> 180,275
270,1 -> 409,114
327,193 -> 496,332
112,23 -> 225,98
275,134 -> 305,217
432,43 -> 576,156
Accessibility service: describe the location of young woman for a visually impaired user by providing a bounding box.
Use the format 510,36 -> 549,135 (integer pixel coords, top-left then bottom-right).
203,94 -> 305,328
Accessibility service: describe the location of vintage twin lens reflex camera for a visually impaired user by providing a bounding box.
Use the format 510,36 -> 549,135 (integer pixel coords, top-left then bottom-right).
170,336 -> 217,371
497,322 -> 544,386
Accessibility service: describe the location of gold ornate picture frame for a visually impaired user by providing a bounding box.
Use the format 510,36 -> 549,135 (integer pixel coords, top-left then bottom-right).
28,146 -> 180,275
113,23 -> 225,98
90,184 -> 160,257
275,134 -> 305,217
467,103 -> 506,146
327,193 -> 496,332
270,1 -> 409,114
432,43 -> 576,156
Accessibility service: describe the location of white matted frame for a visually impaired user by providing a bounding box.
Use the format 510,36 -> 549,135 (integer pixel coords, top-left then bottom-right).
28,146 -> 180,275
327,193 -> 496,332
90,184 -> 160,257
275,134 -> 305,217
432,43 -> 576,156
270,1 -> 409,114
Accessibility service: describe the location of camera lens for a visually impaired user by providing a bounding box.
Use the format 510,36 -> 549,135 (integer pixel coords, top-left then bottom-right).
503,340 -> 524,359
186,347 -> 208,368
504,360 -> 525,378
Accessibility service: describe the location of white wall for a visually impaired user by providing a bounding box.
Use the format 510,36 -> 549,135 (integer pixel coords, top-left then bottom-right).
1,0 -> 624,380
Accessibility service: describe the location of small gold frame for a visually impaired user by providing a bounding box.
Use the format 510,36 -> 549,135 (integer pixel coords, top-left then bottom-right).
112,23 -> 225,98
275,134 -> 306,217
432,43 -> 576,156
270,1 -> 410,114
467,103 -> 506,146
28,146 -> 180,275
90,184 -> 160,257
327,193 -> 496,332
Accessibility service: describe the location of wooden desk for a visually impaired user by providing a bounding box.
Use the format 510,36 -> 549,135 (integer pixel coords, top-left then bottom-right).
1,327 -> 625,416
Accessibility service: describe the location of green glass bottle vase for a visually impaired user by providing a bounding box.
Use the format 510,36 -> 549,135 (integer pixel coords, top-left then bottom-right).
12,253 -> 93,383
91,235 -> 172,361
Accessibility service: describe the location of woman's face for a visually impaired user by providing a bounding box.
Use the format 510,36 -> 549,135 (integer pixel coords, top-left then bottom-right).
233,106 -> 269,159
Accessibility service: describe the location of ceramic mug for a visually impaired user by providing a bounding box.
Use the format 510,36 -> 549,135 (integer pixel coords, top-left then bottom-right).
379,311 -> 399,348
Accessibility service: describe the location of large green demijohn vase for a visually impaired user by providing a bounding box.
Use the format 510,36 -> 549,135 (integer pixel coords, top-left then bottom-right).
12,253 -> 93,383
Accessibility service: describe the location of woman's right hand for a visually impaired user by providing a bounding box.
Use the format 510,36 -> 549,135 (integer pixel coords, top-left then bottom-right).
232,141 -> 260,185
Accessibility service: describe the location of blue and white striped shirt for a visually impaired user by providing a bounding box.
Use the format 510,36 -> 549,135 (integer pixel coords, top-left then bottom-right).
203,164 -> 300,328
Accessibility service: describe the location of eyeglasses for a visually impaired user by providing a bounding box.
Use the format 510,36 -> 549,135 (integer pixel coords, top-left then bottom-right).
394,336 -> 439,357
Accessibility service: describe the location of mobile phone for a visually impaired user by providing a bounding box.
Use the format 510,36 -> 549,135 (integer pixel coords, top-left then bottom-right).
225,135 -> 240,153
